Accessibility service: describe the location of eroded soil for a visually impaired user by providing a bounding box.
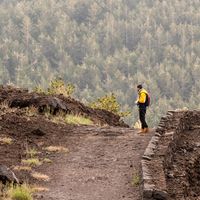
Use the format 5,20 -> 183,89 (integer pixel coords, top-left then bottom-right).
165,128 -> 200,200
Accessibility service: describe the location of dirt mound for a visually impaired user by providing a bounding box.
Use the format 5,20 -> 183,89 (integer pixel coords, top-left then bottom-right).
0,85 -> 128,127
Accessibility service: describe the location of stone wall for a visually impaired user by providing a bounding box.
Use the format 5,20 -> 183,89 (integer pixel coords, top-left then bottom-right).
141,110 -> 200,200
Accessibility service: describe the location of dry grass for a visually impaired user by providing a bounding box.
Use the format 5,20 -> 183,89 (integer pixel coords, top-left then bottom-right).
0,136 -> 13,145
13,166 -> 32,172
6,184 -> 33,200
31,172 -> 50,182
49,112 -> 93,126
22,158 -> 42,167
0,101 -> 17,113
0,101 -> 10,109
25,106 -> 38,117
50,115 -> 65,125
25,148 -> 39,158
44,146 -> 69,153
43,158 -> 52,163
65,114 -> 93,125
133,120 -> 141,129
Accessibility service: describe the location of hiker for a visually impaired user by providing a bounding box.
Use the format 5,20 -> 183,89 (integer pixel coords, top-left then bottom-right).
136,84 -> 149,133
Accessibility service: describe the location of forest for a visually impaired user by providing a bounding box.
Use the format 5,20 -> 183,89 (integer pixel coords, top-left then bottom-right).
0,0 -> 199,126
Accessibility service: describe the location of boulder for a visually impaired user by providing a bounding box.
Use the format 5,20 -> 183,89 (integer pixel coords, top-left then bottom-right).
0,164 -> 19,185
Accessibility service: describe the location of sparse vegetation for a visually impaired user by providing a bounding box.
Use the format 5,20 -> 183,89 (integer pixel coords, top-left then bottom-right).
49,111 -> 93,126
90,93 -> 131,117
31,172 -> 50,182
13,166 -> 32,172
6,184 -> 33,200
0,101 -> 17,113
65,114 -> 93,125
43,158 -> 52,163
0,137 -> 13,145
48,79 -> 75,97
44,146 -> 69,153
22,158 -> 42,167
25,106 -> 38,117
25,148 -> 39,158
0,101 -> 10,109
131,172 -> 140,187
34,78 -> 75,97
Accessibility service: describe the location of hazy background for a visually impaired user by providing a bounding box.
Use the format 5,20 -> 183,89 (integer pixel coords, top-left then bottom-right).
0,0 -> 199,126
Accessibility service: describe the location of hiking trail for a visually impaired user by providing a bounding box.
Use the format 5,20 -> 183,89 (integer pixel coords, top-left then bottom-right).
35,127 -> 154,200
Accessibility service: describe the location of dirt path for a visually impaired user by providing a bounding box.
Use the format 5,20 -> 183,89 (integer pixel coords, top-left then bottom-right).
36,127 -> 153,200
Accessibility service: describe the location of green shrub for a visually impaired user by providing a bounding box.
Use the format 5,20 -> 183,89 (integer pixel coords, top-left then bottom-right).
22,158 -> 42,166
131,172 -> 140,187
33,86 -> 45,94
8,184 -> 33,200
25,148 -> 39,158
90,93 -> 131,117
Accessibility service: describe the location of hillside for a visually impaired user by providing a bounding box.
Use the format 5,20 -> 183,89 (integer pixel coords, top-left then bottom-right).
0,0 -> 199,126
0,85 -> 128,127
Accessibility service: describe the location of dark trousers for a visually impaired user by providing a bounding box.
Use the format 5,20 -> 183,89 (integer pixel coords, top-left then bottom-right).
139,107 -> 148,129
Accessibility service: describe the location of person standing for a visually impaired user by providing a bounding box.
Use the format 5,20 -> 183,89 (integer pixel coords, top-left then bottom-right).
136,84 -> 149,133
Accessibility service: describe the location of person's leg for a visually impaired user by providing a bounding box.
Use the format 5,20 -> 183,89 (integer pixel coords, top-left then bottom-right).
139,108 -> 148,130
139,108 -> 145,129
143,108 -> 148,128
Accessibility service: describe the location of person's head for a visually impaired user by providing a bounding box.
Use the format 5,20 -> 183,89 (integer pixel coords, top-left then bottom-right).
137,84 -> 142,92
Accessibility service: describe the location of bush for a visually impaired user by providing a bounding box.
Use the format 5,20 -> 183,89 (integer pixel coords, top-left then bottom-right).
90,93 -> 131,117
7,184 -> 33,200
48,78 -> 75,97
21,158 -> 42,166
34,78 -> 75,97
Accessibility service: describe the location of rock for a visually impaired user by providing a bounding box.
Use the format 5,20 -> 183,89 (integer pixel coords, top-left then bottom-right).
31,128 -> 45,136
142,155 -> 152,161
0,164 -> 19,185
155,132 -> 161,137
143,183 -> 155,198
195,142 -> 200,147
153,190 -> 169,200
165,131 -> 174,136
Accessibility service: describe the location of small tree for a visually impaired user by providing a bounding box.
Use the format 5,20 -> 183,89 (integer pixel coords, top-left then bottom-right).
48,78 -> 75,97
90,93 -> 131,117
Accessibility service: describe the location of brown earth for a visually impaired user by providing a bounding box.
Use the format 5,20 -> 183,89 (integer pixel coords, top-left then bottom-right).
165,128 -> 200,200
0,109 -> 154,200
35,127 -> 154,200
0,85 -> 128,127
0,86 -> 154,200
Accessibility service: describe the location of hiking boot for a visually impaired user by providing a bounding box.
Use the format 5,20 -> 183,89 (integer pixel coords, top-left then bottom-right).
144,128 -> 149,133
137,129 -> 145,134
